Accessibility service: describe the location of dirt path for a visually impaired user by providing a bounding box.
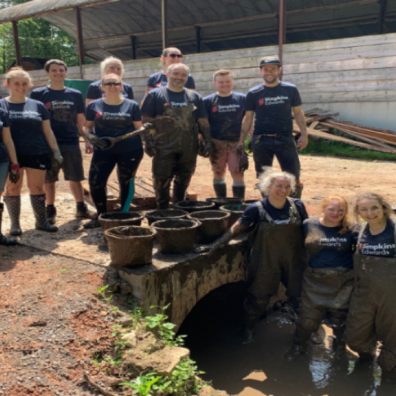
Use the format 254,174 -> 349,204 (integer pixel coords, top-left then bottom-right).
1,153 -> 395,395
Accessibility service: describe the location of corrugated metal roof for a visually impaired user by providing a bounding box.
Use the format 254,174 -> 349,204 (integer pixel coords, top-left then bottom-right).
0,0 -> 395,60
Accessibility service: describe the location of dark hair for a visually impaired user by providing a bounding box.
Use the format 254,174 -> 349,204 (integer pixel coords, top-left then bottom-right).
44,59 -> 67,72
162,47 -> 182,57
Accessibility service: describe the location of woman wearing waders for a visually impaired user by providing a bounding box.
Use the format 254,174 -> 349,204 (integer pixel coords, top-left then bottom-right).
208,169 -> 308,343
345,193 -> 396,390
83,73 -> 143,228
0,68 -> 62,234
0,107 -> 18,245
286,196 -> 356,359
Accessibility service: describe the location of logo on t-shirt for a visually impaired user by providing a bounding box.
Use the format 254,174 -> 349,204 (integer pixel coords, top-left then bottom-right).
95,111 -> 103,119
44,102 -> 52,110
258,98 -> 265,106
212,105 -> 218,113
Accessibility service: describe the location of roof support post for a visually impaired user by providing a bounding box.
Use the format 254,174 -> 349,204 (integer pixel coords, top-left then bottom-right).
278,0 -> 286,72
131,35 -> 137,59
75,7 -> 85,79
195,25 -> 201,53
379,0 -> 387,34
161,0 -> 168,48
12,20 -> 22,66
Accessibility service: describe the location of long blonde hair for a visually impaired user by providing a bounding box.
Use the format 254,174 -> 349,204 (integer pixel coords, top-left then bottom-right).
3,67 -> 32,88
321,195 -> 350,234
354,192 -> 392,222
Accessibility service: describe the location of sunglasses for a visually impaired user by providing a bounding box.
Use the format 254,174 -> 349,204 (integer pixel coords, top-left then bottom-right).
103,82 -> 122,86
168,53 -> 183,58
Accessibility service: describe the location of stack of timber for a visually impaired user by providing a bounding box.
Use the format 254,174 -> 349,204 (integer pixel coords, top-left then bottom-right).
295,108 -> 396,155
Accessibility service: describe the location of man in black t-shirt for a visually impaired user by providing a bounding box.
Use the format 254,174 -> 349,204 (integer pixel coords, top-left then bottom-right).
240,56 -> 308,197
141,63 -> 211,208
31,59 -> 93,223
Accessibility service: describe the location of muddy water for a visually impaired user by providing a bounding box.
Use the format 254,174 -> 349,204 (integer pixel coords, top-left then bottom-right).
179,283 -> 394,396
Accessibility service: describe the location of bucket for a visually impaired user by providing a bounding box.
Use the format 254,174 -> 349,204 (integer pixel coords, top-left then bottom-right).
188,210 -> 230,243
145,208 -> 188,225
106,195 -> 120,212
105,226 -> 155,268
98,211 -> 143,232
174,200 -> 215,212
220,203 -> 249,228
152,218 -> 201,254
206,197 -> 242,209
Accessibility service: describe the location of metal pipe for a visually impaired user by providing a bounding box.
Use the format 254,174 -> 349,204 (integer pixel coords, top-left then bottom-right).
12,20 -> 22,66
75,7 -> 85,79
160,0 -> 168,48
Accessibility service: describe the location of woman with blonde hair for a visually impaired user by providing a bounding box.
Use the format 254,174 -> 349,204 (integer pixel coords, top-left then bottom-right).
0,68 -> 62,234
345,192 -> 396,388
86,56 -> 134,105
287,195 -> 356,358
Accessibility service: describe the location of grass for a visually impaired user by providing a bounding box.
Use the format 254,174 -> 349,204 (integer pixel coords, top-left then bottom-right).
301,138 -> 396,162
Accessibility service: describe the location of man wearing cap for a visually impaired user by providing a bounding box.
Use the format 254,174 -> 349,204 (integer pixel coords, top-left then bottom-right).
241,55 -> 308,197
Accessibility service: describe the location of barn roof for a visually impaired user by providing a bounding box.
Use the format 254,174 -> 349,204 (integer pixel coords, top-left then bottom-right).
0,0 -> 395,60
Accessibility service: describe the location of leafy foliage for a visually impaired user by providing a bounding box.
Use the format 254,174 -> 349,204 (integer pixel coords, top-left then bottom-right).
0,0 -> 79,72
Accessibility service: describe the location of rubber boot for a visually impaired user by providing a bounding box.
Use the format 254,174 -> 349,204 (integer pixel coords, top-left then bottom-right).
291,183 -> 304,199
213,182 -> 226,198
76,202 -> 94,219
46,204 -> 56,225
154,178 -> 172,209
0,203 -> 17,246
232,185 -> 245,200
4,195 -> 22,236
30,194 -> 58,232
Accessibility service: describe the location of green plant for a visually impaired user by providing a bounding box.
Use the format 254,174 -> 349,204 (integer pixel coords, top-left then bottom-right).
96,284 -> 113,303
122,358 -> 204,396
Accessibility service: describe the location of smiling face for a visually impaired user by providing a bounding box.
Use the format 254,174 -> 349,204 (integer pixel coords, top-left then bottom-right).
47,63 -> 67,84
101,73 -> 122,96
214,74 -> 234,96
104,62 -> 123,77
356,198 -> 386,225
162,49 -> 183,68
167,65 -> 188,90
322,199 -> 347,226
267,177 -> 291,201
6,76 -> 31,97
260,64 -> 281,86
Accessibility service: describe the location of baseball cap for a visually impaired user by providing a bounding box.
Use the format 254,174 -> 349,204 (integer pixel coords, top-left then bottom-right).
259,56 -> 281,67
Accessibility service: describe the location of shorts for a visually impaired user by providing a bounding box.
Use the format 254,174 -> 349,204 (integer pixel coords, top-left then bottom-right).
252,134 -> 301,179
18,153 -> 52,170
209,139 -> 242,176
46,145 -> 84,183
0,161 -> 8,192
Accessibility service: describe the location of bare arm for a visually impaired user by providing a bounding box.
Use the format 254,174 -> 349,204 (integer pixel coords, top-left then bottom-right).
239,110 -> 254,145
2,127 -> 18,164
42,120 -> 60,153
197,117 -> 211,142
293,106 -> 308,150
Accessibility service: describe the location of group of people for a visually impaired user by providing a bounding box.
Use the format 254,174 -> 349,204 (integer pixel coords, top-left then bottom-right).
208,169 -> 396,389
0,46 -> 394,388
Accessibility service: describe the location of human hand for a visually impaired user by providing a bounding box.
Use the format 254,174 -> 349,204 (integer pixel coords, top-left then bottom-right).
85,141 -> 93,154
9,163 -> 20,183
53,150 -> 63,168
198,139 -> 212,158
297,134 -> 308,150
86,133 -> 107,150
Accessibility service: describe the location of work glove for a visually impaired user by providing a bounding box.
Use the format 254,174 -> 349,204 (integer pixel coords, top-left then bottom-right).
86,133 -> 107,150
144,141 -> 157,157
9,163 -> 20,183
198,140 -> 212,158
52,149 -> 64,168
237,146 -> 249,172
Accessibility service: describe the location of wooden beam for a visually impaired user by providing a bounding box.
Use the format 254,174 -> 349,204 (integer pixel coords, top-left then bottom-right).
12,21 -> 22,66
75,7 -> 85,79
160,0 -> 168,49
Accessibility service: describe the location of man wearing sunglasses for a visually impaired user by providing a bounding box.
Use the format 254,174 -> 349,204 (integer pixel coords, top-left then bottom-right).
30,59 -> 93,224
147,47 -> 196,91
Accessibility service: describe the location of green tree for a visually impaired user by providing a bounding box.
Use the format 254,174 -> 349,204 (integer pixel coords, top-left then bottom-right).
0,0 -> 80,72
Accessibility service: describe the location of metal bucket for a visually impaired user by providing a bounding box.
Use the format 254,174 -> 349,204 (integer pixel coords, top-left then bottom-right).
188,210 -> 230,243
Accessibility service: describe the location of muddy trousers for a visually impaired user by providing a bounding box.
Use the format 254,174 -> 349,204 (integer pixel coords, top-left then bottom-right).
153,151 -> 196,209
89,150 -> 143,214
294,267 -> 353,347
345,258 -> 396,375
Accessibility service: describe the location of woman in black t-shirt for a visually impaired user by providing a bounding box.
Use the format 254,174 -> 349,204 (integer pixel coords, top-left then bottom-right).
0,68 -> 61,234
287,196 -> 356,359
84,73 -> 143,228
346,193 -> 396,383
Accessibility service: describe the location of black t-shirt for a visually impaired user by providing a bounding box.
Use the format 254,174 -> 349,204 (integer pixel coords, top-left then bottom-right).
240,197 -> 308,227
203,92 -> 246,141
86,80 -> 134,101
246,82 -> 302,136
358,220 -> 396,257
141,87 -> 206,119
147,72 -> 196,90
0,108 -> 10,163
0,98 -> 50,156
304,218 -> 356,269
86,98 -> 142,154
30,86 -> 84,146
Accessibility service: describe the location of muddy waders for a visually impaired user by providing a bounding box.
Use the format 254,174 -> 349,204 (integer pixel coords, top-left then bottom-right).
152,96 -> 199,209
243,201 -> 305,341
346,254 -> 396,379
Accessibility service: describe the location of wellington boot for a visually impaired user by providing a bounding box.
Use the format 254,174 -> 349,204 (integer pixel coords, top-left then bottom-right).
0,203 -> 17,245
46,205 -> 57,225
232,185 -> 245,200
76,202 -> 95,219
213,182 -> 226,198
30,195 -> 58,232
4,195 -> 22,236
